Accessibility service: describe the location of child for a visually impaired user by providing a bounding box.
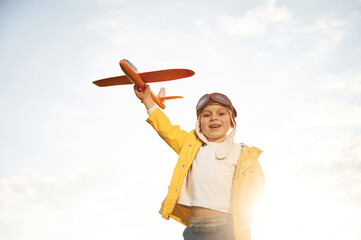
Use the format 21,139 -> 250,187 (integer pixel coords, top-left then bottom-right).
134,85 -> 265,240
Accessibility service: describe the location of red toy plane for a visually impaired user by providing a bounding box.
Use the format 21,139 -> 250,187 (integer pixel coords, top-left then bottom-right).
93,59 -> 195,109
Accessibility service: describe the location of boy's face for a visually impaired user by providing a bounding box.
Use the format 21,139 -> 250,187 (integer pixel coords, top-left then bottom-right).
199,104 -> 233,143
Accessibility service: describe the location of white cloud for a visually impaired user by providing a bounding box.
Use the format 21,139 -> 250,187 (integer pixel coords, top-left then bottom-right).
295,18 -> 347,62
218,0 -> 291,37
194,19 -> 205,28
295,18 -> 345,34
272,34 -> 293,47
302,98 -> 360,127
193,19 -> 220,62
316,72 -> 361,93
353,9 -> 361,18
0,167 -> 182,240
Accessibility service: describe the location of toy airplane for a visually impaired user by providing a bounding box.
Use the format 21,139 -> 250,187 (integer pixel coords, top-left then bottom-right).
93,59 -> 195,109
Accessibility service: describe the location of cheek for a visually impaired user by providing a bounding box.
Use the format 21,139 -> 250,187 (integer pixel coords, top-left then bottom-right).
199,118 -> 209,132
223,117 -> 232,127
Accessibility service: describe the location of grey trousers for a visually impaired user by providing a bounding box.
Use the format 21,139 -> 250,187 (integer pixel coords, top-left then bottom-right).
183,215 -> 235,240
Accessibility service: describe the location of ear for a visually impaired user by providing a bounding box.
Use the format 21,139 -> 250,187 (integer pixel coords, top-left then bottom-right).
230,116 -> 236,128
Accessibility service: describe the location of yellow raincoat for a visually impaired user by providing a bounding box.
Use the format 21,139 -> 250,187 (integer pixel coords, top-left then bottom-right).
147,108 -> 265,240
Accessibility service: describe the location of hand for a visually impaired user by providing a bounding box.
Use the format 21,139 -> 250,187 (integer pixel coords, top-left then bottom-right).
134,84 -> 151,101
133,84 -> 155,109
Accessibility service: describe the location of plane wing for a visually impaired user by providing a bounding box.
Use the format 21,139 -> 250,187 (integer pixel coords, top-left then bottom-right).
92,69 -> 194,87
140,69 -> 194,83
93,75 -> 131,87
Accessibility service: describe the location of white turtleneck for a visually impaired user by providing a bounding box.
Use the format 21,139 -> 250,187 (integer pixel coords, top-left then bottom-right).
177,142 -> 242,213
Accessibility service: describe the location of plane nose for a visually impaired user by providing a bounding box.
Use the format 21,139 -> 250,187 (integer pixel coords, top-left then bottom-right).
120,59 -> 138,71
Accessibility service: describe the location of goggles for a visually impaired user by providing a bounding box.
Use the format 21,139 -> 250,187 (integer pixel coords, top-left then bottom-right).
196,92 -> 237,117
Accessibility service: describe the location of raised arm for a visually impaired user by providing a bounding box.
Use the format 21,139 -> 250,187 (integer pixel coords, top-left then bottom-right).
146,108 -> 190,155
134,84 -> 155,111
134,84 -> 190,155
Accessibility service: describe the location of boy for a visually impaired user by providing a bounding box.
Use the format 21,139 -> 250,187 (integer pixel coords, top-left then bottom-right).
134,85 -> 265,240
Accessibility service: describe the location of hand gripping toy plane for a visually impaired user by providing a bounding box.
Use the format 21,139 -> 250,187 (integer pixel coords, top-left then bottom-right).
93,59 -> 195,109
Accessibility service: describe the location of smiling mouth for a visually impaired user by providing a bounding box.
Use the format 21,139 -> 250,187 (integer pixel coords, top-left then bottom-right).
209,124 -> 221,129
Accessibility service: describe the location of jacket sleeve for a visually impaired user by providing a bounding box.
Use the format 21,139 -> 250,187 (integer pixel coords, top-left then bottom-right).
247,159 -> 265,203
146,108 -> 190,155
244,157 -> 265,223
233,147 -> 265,223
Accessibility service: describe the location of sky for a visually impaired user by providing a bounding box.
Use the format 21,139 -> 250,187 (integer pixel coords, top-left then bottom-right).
0,0 -> 361,239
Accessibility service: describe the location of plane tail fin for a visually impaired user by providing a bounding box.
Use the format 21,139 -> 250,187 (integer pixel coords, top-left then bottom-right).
157,87 -> 183,106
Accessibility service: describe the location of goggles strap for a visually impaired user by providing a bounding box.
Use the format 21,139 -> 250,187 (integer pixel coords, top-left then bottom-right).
195,116 -> 209,144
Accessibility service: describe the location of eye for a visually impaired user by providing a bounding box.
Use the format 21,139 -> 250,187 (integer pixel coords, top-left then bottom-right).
202,114 -> 210,117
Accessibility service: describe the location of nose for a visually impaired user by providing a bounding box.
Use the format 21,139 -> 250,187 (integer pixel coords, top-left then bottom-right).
210,115 -> 218,121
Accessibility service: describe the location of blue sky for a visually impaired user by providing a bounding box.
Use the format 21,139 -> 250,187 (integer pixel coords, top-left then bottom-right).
1,0 -> 361,239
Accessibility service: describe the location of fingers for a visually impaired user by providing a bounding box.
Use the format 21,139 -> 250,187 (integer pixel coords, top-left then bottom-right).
133,84 -> 151,101
133,84 -> 149,93
133,84 -> 155,108
143,84 -> 149,92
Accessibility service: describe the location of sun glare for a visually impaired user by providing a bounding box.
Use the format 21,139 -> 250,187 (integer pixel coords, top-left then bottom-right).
250,174 -> 359,240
